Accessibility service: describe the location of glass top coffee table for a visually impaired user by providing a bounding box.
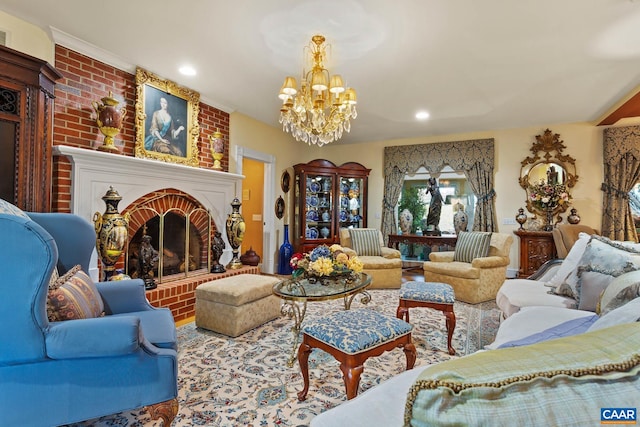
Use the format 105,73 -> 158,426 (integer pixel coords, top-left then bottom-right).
273,272 -> 372,366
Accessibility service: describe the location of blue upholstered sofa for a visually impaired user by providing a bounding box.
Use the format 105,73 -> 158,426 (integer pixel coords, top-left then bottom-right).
0,201 -> 178,427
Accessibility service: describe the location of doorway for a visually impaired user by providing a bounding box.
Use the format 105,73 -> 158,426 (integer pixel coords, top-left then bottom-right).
242,158 -> 264,266
235,146 -> 276,274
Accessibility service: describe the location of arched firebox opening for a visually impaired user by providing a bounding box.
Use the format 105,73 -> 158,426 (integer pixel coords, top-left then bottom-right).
123,189 -> 216,284
128,211 -> 208,281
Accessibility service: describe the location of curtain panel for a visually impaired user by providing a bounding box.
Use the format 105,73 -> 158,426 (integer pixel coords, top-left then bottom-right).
381,139 -> 496,242
602,126 -> 640,241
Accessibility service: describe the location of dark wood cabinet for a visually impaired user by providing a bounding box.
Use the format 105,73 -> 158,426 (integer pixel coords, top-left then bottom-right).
293,159 -> 370,253
514,229 -> 557,278
0,45 -> 61,212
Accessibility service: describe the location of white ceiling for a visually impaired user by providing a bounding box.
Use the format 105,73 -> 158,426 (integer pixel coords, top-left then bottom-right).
2,0 -> 640,144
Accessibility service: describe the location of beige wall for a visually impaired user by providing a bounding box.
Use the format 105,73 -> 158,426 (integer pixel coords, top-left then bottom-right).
0,11 -> 54,63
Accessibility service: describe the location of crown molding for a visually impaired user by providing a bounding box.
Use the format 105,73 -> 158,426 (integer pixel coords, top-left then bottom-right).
49,26 -> 234,113
50,26 -> 134,73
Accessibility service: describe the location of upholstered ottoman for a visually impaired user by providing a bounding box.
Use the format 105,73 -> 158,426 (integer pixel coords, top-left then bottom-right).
397,281 -> 456,355
297,309 -> 416,400
360,256 -> 403,289
195,274 -> 281,337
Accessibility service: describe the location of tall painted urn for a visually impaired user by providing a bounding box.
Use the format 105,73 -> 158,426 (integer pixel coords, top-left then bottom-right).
225,197 -> 246,269
92,91 -> 126,154
209,130 -> 224,170
93,187 -> 130,280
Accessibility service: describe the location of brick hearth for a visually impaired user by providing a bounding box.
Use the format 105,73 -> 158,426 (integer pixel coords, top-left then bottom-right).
146,265 -> 260,322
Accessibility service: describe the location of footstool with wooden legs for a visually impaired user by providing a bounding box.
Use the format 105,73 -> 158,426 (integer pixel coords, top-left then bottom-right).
297,308 -> 416,401
396,281 -> 457,355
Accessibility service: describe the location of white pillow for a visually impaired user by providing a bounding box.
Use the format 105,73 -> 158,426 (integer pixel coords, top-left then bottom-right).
546,232 -> 591,288
587,297 -> 640,332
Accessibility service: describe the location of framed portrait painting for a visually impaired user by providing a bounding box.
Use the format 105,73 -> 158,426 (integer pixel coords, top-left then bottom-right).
134,67 -> 200,167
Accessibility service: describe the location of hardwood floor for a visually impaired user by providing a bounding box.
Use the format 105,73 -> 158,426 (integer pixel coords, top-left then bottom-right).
402,266 -> 425,283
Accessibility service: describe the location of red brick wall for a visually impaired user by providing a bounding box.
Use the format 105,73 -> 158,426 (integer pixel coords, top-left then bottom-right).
50,46 -> 239,321
52,45 -> 230,213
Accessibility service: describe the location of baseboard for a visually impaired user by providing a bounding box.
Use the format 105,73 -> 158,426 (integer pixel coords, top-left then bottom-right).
506,268 -> 518,279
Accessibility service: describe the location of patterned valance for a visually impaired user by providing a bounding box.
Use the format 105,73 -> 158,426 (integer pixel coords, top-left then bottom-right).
383,139 -> 494,176
380,138 -> 497,237
603,126 -> 640,165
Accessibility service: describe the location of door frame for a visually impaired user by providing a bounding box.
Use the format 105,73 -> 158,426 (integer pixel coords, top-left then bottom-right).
234,146 -> 276,274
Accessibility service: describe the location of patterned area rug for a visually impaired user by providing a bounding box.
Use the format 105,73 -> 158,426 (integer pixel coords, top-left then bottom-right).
68,290 -> 500,427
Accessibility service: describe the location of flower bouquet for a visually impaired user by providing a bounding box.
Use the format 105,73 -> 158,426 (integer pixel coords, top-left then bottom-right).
528,179 -> 571,210
528,179 -> 571,230
290,244 -> 364,285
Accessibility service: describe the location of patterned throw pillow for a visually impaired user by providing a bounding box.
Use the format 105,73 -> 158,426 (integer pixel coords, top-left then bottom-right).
555,236 -> 640,302
597,270 -> 640,316
47,265 -> 105,322
349,228 -> 382,256
0,198 -> 29,219
49,266 -> 59,287
453,231 -> 492,263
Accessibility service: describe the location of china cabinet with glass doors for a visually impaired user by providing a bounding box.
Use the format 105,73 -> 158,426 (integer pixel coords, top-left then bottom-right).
292,159 -> 370,253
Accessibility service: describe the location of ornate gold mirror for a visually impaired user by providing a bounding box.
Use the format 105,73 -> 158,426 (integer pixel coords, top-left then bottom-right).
519,129 -> 578,228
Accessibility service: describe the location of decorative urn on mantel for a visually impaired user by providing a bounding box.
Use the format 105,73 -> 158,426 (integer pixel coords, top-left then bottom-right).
92,91 -> 126,154
209,130 -> 224,170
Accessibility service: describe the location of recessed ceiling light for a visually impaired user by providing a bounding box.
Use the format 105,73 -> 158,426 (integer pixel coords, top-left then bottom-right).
179,65 -> 197,76
415,111 -> 430,120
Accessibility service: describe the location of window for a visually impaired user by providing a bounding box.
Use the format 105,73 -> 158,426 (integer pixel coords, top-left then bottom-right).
630,183 -> 640,234
400,166 -> 475,235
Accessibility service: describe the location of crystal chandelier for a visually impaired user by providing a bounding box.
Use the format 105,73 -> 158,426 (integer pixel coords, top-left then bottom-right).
278,35 -> 357,146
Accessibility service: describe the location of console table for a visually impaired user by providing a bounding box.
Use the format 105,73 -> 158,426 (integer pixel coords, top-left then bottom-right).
387,234 -> 458,251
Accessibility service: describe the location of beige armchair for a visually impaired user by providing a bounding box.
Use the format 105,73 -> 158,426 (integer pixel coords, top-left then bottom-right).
552,224 -> 598,259
339,228 -> 403,289
423,232 -> 513,304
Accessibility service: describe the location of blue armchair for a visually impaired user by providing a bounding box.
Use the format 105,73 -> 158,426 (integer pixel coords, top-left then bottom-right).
0,209 -> 178,426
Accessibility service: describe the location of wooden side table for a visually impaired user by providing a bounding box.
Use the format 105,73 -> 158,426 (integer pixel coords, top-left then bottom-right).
514,229 -> 557,278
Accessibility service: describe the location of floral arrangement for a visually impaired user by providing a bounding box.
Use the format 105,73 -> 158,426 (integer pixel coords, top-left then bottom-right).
290,244 -> 363,279
528,179 -> 571,210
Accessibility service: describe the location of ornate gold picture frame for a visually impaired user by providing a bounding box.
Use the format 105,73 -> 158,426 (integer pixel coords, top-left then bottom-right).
134,67 -> 200,166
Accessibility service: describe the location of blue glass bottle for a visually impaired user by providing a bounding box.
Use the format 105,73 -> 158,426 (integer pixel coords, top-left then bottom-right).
278,224 -> 294,274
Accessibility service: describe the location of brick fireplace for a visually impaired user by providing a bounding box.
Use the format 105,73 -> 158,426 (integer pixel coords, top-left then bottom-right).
54,144 -> 257,321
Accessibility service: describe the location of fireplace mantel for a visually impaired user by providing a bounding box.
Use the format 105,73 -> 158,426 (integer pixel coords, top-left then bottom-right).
54,145 -> 244,278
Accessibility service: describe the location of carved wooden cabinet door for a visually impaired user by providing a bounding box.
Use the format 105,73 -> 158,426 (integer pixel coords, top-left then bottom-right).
514,229 -> 557,278
0,45 -> 61,212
